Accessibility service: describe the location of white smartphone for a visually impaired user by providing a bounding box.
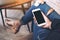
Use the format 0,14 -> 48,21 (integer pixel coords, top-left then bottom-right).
32,8 -> 46,26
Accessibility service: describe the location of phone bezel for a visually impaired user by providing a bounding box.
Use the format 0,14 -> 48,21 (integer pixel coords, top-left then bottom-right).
32,8 -> 46,26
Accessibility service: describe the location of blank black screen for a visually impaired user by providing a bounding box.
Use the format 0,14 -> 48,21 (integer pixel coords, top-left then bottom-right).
34,10 -> 45,24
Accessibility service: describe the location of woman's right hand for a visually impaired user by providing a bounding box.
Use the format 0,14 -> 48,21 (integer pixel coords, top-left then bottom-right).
5,18 -> 21,34
41,12 -> 52,29
33,12 -> 52,29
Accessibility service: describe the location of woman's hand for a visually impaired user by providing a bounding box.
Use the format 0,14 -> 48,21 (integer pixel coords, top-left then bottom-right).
42,12 -> 52,29
33,12 -> 52,29
5,18 -> 21,34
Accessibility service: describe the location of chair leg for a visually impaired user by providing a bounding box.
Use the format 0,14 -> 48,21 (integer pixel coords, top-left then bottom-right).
27,23 -> 30,32
31,21 -> 33,32
21,4 -> 31,32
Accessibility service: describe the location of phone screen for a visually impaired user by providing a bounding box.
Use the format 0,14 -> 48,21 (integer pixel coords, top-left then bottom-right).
34,10 -> 45,24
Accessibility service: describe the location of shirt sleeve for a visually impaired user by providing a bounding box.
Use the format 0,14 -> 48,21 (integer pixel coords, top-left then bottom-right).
20,12 -> 33,25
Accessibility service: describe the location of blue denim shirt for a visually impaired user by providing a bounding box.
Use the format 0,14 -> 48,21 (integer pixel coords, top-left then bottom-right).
21,3 -> 60,25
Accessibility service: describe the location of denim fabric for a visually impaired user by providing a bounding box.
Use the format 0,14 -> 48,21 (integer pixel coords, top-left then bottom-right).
21,3 -> 60,40
21,3 -> 51,24
33,24 -> 50,40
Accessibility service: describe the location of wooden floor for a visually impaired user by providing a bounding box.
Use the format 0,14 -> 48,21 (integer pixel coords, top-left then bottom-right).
0,9 -> 32,40
0,23 -> 32,40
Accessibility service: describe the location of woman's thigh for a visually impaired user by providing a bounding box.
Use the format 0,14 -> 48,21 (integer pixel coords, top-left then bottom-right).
48,11 -> 60,20
33,24 -> 50,40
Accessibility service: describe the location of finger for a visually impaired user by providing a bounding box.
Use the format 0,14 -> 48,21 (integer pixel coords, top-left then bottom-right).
5,18 -> 13,21
42,25 -> 51,29
42,25 -> 48,28
5,20 -> 14,26
6,23 -> 13,26
5,18 -> 14,25
33,16 -> 37,23
42,12 -> 51,23
33,16 -> 36,21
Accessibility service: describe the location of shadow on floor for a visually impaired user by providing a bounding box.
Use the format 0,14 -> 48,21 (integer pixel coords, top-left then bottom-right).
0,25 -> 33,40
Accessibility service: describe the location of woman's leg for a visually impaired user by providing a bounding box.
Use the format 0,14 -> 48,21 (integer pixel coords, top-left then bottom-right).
48,10 -> 60,21
22,5 -> 39,24
35,3 -> 60,40
26,4 -> 51,40
24,4 -> 51,40
33,24 -> 50,40
27,4 -> 55,40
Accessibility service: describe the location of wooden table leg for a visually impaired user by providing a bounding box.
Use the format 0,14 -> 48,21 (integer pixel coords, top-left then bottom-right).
5,9 -> 7,18
0,9 -> 5,26
21,4 -> 25,14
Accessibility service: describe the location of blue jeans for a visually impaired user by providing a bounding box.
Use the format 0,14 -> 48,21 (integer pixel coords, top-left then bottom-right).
22,3 -> 60,40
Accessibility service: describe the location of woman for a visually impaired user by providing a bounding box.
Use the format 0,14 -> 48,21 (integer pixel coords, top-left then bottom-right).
5,0 -> 60,40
